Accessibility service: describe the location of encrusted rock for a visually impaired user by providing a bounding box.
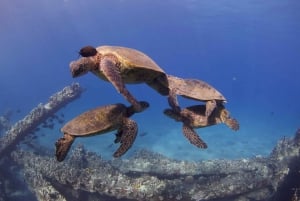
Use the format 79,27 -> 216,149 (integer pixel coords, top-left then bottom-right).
10,129 -> 300,201
0,83 -> 83,157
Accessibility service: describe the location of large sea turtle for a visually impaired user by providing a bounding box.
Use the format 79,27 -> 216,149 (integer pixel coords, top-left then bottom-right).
70,45 -> 169,112
164,104 -> 239,149
165,75 -> 227,117
55,101 -> 149,162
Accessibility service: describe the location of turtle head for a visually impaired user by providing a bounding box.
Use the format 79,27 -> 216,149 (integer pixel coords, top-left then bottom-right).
163,108 -> 182,122
70,57 -> 97,78
127,101 -> 149,116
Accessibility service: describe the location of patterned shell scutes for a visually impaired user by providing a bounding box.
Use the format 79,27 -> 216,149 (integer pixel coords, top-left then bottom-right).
61,104 -> 127,136
167,75 -> 226,101
96,46 -> 165,73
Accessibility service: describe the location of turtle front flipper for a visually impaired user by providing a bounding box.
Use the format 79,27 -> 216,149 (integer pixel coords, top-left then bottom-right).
182,124 -> 207,149
224,118 -> 240,131
100,56 -> 143,112
55,133 -> 75,162
113,118 -> 138,157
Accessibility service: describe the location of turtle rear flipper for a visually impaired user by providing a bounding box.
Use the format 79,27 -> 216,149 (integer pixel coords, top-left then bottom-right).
100,57 -> 142,112
113,118 -> 138,157
182,125 -> 207,149
55,133 -> 75,162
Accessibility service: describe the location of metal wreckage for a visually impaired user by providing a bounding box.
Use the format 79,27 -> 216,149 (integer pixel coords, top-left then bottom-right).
0,83 -> 299,201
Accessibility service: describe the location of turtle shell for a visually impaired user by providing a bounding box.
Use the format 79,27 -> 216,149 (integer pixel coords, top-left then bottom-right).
61,104 -> 127,136
96,46 -> 166,83
167,75 -> 226,102
165,104 -> 226,128
179,105 -> 239,130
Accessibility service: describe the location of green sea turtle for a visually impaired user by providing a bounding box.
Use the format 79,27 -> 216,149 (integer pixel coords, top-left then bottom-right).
55,101 -> 149,162
70,45 -> 169,112
165,75 -> 227,117
164,104 -> 239,149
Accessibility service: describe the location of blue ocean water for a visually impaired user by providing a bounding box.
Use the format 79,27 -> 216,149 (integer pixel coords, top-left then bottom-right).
0,0 -> 299,163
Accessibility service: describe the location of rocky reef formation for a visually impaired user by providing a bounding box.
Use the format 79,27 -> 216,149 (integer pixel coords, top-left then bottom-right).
0,83 -> 83,158
10,129 -> 300,201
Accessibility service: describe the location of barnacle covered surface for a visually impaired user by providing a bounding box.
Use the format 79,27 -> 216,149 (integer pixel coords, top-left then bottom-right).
0,83 -> 82,158
10,129 -> 300,201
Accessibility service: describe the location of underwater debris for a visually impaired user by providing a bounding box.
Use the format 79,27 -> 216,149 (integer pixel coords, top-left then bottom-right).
10,129 -> 300,201
0,83 -> 83,158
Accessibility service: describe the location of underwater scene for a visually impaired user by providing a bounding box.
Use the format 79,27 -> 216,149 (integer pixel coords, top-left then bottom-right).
0,0 -> 300,200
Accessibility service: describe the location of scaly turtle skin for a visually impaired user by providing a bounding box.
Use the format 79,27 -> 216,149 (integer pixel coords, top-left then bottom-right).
165,74 -> 227,117
164,104 -> 239,149
70,45 -> 169,112
55,101 -> 149,162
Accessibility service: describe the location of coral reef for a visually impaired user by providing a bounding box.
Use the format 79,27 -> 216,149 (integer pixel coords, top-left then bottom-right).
0,83 -> 83,158
10,129 -> 300,201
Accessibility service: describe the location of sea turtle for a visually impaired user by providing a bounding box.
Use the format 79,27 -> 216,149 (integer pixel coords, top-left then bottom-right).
165,74 -> 227,117
70,45 -> 169,112
55,101 -> 149,162
164,104 -> 239,149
